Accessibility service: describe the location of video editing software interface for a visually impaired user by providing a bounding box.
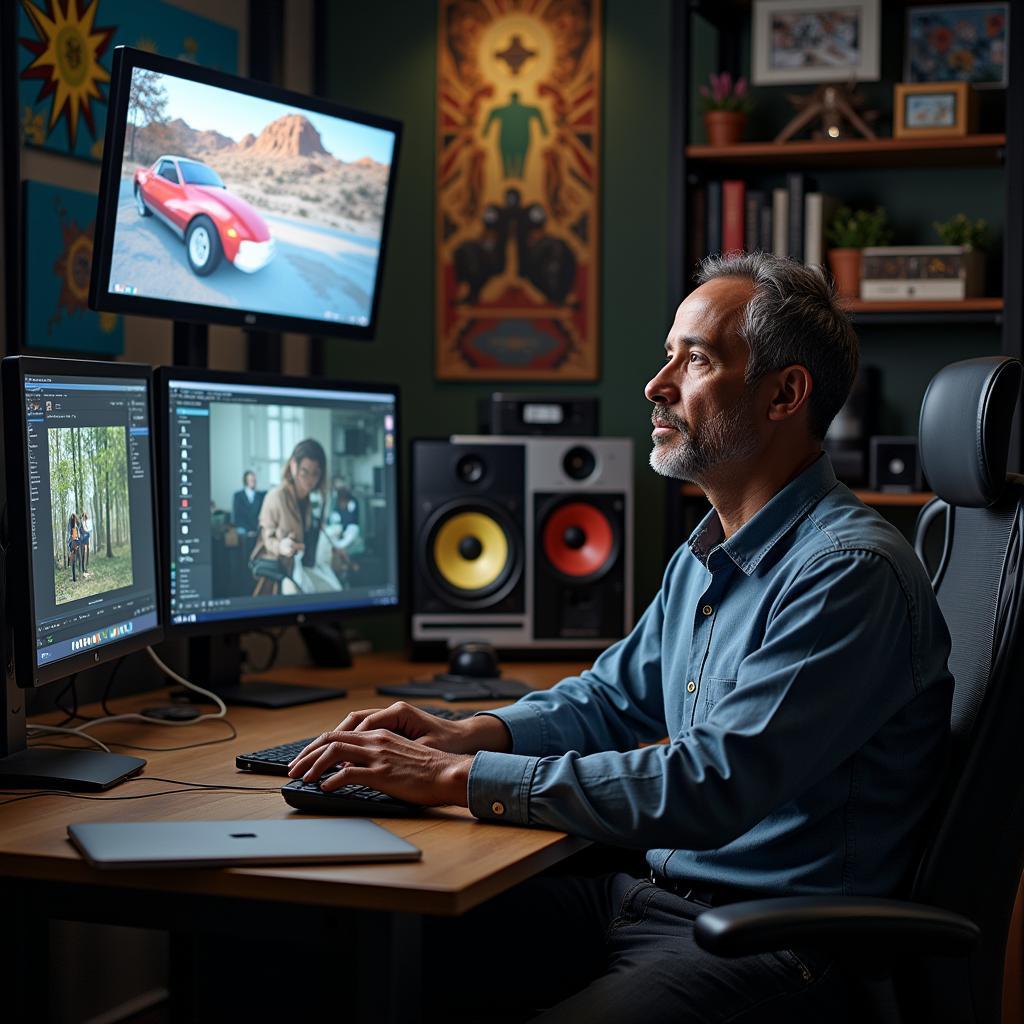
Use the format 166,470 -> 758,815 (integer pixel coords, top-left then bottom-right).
167,378 -> 399,626
105,61 -> 397,328
24,375 -> 159,668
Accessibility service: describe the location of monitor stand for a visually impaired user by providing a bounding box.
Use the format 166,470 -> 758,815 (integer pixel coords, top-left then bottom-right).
183,633 -> 347,709
0,673 -> 145,791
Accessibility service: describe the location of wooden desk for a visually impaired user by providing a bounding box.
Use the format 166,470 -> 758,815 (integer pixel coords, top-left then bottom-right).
0,654 -> 589,1021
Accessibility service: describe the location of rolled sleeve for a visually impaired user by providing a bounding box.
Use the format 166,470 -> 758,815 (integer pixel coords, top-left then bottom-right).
475,703 -> 548,755
467,750 -> 540,824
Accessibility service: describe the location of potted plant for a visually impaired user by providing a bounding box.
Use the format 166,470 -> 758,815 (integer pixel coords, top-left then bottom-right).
825,206 -> 893,299
933,213 -> 988,296
699,72 -> 752,146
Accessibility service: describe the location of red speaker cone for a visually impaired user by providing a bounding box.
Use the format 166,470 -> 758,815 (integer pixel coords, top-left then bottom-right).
542,501 -> 615,578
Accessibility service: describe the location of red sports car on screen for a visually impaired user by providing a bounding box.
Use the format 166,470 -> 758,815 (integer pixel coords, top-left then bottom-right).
133,156 -> 274,276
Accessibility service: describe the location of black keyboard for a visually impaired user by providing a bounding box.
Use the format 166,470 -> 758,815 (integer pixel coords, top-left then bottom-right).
282,777 -> 418,816
235,706 -> 479,775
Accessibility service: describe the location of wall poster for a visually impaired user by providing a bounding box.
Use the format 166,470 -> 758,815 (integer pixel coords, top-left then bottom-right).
436,0 -> 601,380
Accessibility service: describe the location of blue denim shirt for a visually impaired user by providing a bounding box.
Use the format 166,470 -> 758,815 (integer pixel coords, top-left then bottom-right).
468,455 -> 954,896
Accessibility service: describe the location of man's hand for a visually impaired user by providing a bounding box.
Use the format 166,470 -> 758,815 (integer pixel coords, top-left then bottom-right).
286,729 -> 474,807
290,700 -> 512,759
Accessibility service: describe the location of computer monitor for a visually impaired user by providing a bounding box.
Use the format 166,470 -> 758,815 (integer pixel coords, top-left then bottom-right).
0,356 -> 162,789
89,46 -> 401,339
156,367 -> 400,704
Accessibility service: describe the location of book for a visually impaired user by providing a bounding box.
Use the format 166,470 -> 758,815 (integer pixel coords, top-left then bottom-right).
759,203 -> 773,254
786,172 -> 813,262
860,246 -> 984,300
804,193 -> 839,268
772,188 -> 789,258
689,184 -> 707,266
722,180 -> 746,255
745,189 -> 766,253
706,180 -> 722,258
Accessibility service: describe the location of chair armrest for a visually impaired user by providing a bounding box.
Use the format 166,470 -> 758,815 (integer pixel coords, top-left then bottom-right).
694,896 -> 979,958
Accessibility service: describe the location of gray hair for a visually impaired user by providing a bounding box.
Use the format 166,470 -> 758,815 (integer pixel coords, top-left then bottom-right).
696,252 -> 858,439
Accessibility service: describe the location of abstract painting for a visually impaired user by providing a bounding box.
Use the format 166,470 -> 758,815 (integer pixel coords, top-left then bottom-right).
436,0 -> 601,380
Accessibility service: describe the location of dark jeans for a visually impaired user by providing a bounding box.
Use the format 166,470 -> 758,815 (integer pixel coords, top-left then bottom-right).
427,865 -> 852,1023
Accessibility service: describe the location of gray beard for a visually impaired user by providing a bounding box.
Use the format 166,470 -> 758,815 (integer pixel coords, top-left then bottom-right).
649,394 -> 759,482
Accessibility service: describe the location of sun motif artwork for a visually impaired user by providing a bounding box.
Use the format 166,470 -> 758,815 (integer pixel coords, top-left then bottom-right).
24,182 -> 123,354
18,0 -> 238,161
436,0 -> 601,380
19,0 -> 116,152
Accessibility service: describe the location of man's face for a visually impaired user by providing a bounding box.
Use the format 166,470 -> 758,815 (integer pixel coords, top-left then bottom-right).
245,473 -> 256,490
645,278 -> 761,482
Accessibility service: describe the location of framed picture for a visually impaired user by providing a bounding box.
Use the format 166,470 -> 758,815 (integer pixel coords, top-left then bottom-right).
23,182 -> 124,355
435,0 -> 601,380
752,0 -> 881,86
18,0 -> 238,162
905,4 -> 1009,88
893,82 -> 976,138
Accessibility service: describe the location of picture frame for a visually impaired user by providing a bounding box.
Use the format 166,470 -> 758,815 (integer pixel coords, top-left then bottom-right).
751,0 -> 881,86
905,4 -> 1009,89
893,81 -> 977,139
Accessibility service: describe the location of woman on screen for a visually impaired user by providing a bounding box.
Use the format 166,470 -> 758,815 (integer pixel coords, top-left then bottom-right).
250,439 -> 343,595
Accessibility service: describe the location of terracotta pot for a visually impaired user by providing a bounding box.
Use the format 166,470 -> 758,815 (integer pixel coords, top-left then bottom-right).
704,110 -> 746,146
827,247 -> 863,299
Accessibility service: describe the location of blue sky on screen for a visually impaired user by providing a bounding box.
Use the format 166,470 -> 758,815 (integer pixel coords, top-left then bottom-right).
131,69 -> 395,165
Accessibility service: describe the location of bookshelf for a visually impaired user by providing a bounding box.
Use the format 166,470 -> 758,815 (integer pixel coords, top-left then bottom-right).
665,0 -> 1024,551
685,134 -> 1007,170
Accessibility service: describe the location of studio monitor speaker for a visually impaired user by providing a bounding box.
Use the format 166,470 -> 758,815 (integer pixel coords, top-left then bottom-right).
411,436 -> 633,654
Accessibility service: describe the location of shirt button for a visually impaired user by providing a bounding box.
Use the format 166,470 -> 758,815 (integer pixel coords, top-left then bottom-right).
702,604 -> 713,616
687,680 -> 696,693
491,801 -> 505,816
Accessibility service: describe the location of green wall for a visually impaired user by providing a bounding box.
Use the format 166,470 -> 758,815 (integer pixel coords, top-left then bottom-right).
322,1 -> 673,648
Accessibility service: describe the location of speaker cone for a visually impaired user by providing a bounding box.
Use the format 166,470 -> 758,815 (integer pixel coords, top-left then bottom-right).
541,501 -> 617,579
423,503 -> 522,606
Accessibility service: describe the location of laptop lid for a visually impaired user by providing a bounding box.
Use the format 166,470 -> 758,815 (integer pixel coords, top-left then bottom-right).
68,818 -> 422,870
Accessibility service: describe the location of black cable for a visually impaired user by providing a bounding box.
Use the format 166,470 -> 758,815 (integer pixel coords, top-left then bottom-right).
53,673 -> 79,726
101,656 -> 125,717
0,778 -> 279,809
27,717 -> 239,753
246,629 -> 280,673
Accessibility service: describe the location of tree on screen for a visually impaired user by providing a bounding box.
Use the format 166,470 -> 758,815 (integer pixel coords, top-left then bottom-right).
127,69 -> 168,161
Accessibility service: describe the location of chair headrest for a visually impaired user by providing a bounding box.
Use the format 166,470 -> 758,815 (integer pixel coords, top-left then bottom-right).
919,356 -> 1022,508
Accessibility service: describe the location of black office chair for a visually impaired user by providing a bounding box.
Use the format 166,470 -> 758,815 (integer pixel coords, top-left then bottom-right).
693,356 -> 1024,1024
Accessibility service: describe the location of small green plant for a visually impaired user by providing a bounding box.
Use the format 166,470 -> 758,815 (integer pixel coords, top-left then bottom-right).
826,206 -> 893,249
933,213 -> 989,250
698,72 -> 753,114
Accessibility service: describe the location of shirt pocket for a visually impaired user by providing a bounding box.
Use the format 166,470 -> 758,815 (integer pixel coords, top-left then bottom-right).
702,676 -> 737,718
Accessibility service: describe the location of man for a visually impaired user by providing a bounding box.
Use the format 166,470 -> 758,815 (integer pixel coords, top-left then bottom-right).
289,254 -> 953,1022
231,470 -> 264,537
327,477 -> 361,556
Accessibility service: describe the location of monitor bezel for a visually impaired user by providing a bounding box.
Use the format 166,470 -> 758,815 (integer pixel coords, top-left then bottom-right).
89,46 -> 403,340
1,355 -> 165,689
155,365 -> 402,638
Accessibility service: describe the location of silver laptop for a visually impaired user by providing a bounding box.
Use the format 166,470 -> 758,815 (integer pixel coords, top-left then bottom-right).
68,818 -> 421,870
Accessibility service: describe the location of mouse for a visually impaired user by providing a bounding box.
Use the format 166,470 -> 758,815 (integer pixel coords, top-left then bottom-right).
447,641 -> 501,679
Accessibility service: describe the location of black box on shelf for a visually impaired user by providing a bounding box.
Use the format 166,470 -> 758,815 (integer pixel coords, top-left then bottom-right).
869,436 -> 922,492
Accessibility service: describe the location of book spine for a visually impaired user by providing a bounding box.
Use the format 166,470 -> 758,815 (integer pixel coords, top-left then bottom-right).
787,172 -> 806,262
772,188 -> 789,258
722,180 -> 746,255
706,180 -> 722,258
746,190 -> 765,253
804,192 -> 823,267
690,184 -> 707,267
759,203 -> 773,254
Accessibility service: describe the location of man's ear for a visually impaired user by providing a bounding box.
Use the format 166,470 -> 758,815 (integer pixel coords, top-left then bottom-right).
766,365 -> 813,423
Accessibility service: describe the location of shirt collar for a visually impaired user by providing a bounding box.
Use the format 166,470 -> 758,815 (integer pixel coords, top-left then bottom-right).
687,454 -> 838,575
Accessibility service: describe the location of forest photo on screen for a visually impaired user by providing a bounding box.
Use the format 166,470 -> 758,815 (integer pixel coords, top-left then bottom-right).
47,426 -> 134,605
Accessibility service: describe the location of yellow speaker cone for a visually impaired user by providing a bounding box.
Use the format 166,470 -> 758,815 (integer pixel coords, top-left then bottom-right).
433,512 -> 509,592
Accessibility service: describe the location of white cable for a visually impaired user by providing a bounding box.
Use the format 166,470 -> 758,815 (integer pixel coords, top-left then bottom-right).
26,725 -> 112,753
50,647 -> 230,737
